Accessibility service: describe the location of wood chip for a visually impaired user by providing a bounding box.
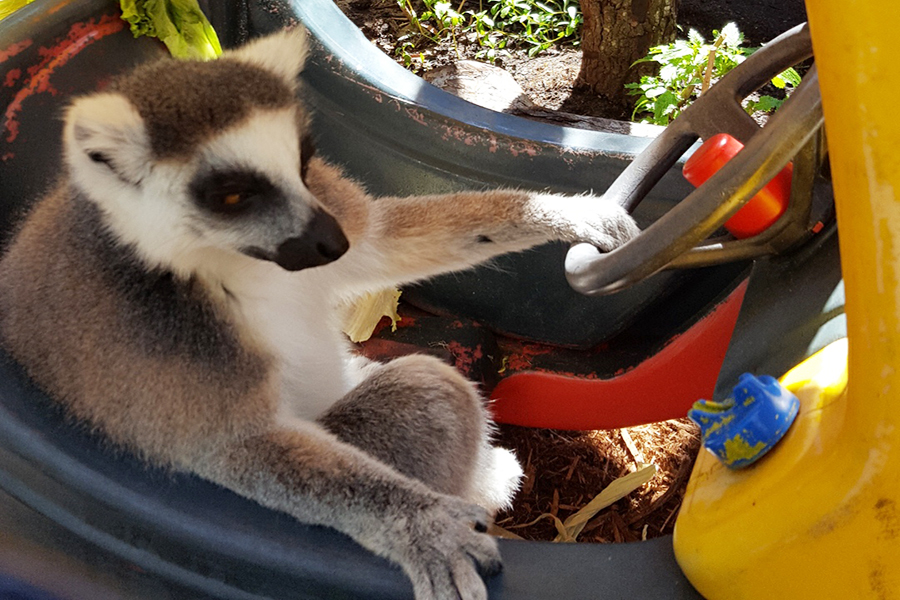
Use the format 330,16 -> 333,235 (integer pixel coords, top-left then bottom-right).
620,428 -> 645,467
520,460 -> 536,497
564,456 -> 581,481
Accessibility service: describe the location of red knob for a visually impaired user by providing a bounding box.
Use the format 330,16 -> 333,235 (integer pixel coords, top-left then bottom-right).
682,133 -> 792,239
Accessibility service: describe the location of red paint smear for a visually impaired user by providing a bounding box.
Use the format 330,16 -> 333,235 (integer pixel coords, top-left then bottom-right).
446,341 -> 483,372
0,39 -> 32,64
490,280 -> 748,430
503,343 -> 555,372
4,68 -> 22,88
3,14 -> 125,144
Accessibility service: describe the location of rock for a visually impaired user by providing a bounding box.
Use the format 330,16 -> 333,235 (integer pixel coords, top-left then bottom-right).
424,60 -> 536,113
424,59 -> 661,137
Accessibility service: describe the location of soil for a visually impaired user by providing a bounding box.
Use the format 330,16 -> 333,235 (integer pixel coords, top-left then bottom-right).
335,0 -> 614,116
334,0 -> 806,543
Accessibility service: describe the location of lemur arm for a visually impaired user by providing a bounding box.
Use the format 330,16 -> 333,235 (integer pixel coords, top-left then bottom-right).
303,157 -> 639,294
198,421 -> 500,600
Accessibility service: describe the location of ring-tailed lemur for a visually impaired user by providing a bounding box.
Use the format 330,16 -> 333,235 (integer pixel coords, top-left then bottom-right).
0,29 -> 638,600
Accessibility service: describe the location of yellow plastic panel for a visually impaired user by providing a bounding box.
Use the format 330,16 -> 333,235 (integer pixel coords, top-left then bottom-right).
673,0 -> 900,596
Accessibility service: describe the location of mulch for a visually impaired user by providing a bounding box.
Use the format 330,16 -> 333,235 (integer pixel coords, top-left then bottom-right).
494,420 -> 701,542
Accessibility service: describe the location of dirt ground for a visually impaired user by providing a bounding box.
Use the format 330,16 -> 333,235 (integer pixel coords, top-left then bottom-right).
335,0 -> 806,543
334,0 -> 613,116
335,0 -> 807,117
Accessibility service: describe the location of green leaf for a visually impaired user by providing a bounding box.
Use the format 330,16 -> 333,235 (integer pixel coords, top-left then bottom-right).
718,22 -> 743,47
654,90 -> 680,118
747,95 -> 784,113
120,0 -> 222,60
778,67 -> 803,87
659,63 -> 680,83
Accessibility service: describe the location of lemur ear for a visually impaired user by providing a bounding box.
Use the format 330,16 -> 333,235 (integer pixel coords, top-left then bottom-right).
63,93 -> 151,186
226,28 -> 309,89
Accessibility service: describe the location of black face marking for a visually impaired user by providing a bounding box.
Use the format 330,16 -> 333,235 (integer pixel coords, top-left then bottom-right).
300,132 -> 316,183
476,235 -> 493,244
190,169 -> 281,217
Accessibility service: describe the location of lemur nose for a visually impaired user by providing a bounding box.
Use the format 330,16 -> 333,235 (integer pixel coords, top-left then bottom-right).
274,208 -> 349,271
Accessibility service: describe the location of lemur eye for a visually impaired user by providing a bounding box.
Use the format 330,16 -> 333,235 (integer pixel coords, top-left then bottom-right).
207,189 -> 257,214
190,169 -> 276,216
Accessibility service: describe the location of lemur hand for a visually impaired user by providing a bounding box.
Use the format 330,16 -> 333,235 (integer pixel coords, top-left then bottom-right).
386,493 -> 501,600
545,194 -> 640,252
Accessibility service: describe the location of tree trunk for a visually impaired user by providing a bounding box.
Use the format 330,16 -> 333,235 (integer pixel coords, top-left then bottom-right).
576,0 -> 678,116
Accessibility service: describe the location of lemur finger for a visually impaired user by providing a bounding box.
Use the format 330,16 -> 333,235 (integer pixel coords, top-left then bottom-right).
446,499 -> 492,526
586,208 -> 640,251
450,557 -> 489,600
462,532 -> 502,578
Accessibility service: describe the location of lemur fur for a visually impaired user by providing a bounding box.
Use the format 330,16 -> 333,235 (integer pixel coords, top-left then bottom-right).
0,29 -> 639,600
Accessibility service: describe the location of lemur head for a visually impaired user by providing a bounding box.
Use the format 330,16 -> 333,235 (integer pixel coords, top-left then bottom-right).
62,29 -> 348,276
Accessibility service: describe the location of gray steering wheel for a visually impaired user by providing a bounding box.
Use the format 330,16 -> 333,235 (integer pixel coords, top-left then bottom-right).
565,23 -> 823,296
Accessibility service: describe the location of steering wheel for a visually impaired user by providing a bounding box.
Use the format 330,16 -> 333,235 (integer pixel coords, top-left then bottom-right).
566,23 -> 824,296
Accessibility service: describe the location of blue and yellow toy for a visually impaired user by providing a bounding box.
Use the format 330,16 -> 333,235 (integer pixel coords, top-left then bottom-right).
689,373 -> 801,469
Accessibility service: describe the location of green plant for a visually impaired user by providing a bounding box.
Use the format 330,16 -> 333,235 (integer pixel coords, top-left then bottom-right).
625,23 -> 802,126
396,0 -> 464,43
466,0 -> 582,59
394,0 -> 466,69
394,0 -> 582,63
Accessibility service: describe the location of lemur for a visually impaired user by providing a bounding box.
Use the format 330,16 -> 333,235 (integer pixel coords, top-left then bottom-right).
0,29 -> 638,600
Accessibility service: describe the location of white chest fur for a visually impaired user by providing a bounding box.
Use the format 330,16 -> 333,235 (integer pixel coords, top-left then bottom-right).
201,257 -> 361,421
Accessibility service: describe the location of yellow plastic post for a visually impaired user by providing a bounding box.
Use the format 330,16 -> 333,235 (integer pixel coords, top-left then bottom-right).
673,2 -> 900,598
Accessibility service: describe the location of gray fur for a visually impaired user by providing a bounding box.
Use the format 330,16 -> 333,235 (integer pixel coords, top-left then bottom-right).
0,184 -> 272,464
319,354 -> 487,497
70,192 -> 247,366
